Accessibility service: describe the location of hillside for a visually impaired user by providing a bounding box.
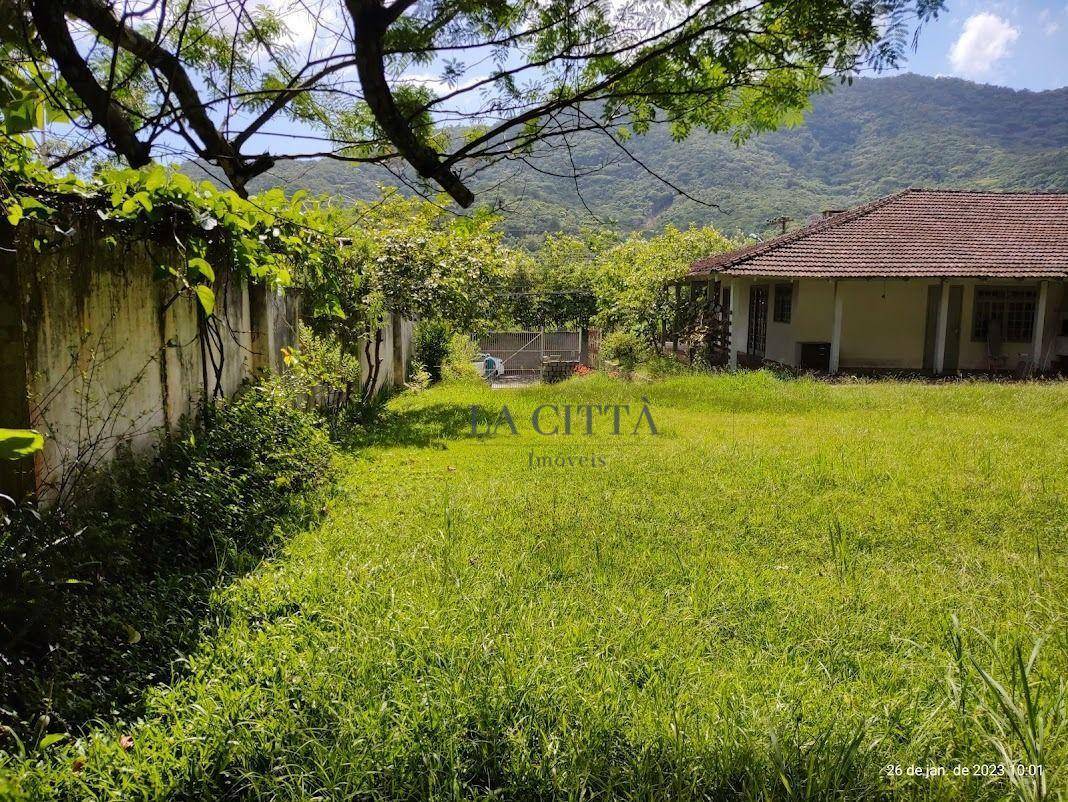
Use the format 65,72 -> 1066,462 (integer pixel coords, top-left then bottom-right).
218,74 -> 1068,244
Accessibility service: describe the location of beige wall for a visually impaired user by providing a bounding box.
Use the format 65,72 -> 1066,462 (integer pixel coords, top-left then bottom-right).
357,313 -> 414,396
839,280 -> 930,369
727,275 -> 1066,372
2,219 -> 301,501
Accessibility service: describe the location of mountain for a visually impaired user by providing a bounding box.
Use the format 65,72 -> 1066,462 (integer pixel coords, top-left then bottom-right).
216,74 -> 1068,245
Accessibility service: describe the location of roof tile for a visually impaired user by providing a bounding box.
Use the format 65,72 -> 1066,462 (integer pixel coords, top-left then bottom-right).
688,189 -> 1068,279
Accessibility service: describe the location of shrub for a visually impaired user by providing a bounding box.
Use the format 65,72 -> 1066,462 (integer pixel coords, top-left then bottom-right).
106,380 -> 332,558
600,330 -> 650,377
280,324 -> 361,419
0,380 -> 333,741
442,332 -> 482,382
406,361 -> 432,392
412,321 -> 452,383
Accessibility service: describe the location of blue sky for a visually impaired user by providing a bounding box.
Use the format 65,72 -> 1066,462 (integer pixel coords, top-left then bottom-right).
889,0 -> 1068,89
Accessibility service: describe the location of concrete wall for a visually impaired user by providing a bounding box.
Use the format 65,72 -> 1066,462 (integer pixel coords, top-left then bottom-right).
358,313 -> 414,396
728,276 -> 1066,372
1,219 -> 300,501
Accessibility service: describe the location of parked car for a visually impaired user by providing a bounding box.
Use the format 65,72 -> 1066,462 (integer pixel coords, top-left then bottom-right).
472,353 -> 505,379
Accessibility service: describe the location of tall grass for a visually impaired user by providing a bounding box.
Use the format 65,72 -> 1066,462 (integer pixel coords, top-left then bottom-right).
1,371 -> 1065,800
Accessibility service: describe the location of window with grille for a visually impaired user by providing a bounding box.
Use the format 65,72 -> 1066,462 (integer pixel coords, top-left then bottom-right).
972,286 -> 1037,342
773,283 -> 793,323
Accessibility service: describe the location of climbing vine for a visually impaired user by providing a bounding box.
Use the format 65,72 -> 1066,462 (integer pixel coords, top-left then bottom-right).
0,141 -> 354,317
0,139 -> 358,458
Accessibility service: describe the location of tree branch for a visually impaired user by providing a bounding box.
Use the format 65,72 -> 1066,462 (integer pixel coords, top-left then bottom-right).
346,0 -> 474,206
28,0 -> 150,167
63,0 -> 274,193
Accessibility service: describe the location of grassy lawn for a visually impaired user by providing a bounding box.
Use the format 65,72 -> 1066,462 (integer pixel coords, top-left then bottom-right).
5,372 -> 1067,800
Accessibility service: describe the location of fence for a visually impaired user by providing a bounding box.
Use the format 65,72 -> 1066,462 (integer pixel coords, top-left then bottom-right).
478,329 -> 600,380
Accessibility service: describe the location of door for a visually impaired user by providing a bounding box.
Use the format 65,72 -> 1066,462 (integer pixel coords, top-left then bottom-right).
747,285 -> 769,358
922,284 -> 964,372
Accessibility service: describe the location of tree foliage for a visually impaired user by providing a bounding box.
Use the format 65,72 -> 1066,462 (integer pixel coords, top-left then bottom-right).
500,225 -> 733,339
0,143 -> 356,319
0,0 -> 941,205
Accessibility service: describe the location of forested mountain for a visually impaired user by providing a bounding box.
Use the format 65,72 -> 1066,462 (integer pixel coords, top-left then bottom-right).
212,74 -> 1068,245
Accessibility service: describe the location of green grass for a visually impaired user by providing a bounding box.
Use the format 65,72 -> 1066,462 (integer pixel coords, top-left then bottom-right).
3,372 -> 1067,800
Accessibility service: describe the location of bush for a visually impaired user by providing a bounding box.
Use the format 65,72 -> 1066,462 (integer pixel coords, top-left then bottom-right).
442,332 -> 482,381
600,330 -> 650,377
107,380 -> 332,558
405,361 -> 432,392
0,380 -> 333,741
280,324 -> 361,420
412,321 -> 452,383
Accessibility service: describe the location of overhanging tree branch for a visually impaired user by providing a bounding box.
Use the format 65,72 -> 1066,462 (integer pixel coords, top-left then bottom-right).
62,0 -> 273,193
346,0 -> 475,206
28,0 -> 150,167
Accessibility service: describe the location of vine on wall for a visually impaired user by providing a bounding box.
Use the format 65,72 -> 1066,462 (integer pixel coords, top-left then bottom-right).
0,141 -> 355,460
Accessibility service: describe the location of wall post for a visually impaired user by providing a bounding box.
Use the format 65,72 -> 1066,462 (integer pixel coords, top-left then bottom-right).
1033,280 -> 1049,371
728,278 -> 745,369
829,281 -> 844,375
933,279 -> 950,375
391,312 -> 405,387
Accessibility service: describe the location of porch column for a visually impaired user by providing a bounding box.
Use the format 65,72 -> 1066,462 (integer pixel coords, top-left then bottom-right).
728,278 -> 745,369
933,280 -> 950,375
1032,280 -> 1049,371
672,283 -> 681,356
829,281 -> 843,374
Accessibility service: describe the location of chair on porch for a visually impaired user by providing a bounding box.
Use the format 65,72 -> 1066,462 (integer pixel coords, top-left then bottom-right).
984,316 -> 1008,373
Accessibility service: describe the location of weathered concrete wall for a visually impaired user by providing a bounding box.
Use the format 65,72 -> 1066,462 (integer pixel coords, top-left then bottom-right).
0,223 -> 33,497
359,313 -> 414,397
1,219 -> 300,501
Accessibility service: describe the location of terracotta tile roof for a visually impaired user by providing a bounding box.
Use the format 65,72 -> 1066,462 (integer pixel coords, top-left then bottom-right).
688,189 -> 1068,279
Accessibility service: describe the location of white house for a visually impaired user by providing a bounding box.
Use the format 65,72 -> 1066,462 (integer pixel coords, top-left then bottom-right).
683,189 -> 1068,375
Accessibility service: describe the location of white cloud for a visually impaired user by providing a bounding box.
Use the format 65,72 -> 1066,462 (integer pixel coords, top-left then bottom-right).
401,73 -> 487,96
1037,7 -> 1059,33
948,12 -> 1020,77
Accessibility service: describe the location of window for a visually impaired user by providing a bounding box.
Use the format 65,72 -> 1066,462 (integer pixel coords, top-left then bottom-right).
773,282 -> 793,323
972,286 -> 1037,343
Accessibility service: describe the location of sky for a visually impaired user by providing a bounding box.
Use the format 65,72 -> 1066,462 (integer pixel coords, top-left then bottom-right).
889,0 -> 1068,89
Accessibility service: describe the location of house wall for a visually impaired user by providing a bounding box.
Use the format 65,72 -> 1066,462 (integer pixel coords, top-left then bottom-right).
839,280 -> 931,369
728,276 -> 1067,372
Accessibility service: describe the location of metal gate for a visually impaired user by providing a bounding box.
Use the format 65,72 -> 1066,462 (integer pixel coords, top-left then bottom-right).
478,329 -> 600,380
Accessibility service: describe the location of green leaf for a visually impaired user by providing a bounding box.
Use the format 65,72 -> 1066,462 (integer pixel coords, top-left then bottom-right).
195,285 -> 216,316
6,202 -> 23,226
171,173 -> 193,194
3,97 -> 37,135
19,196 -> 53,217
39,733 -> 68,749
0,428 -> 44,460
144,169 -> 167,191
188,257 -> 215,282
